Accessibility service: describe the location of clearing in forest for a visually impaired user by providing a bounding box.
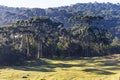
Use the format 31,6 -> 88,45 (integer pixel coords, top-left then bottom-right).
0,54 -> 120,80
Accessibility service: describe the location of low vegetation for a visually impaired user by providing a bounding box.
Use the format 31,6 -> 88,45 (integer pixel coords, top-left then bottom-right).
0,54 -> 119,80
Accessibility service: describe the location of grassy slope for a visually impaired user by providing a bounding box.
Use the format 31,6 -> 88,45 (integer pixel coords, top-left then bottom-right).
0,54 -> 120,80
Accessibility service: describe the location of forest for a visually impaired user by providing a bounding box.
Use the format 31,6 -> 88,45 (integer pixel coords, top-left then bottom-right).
0,2 -> 120,65
0,15 -> 119,65
0,2 -> 120,80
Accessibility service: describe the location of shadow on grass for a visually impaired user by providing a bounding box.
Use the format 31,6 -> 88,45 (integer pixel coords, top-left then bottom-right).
0,56 -> 119,73
98,60 -> 120,66
0,59 -> 86,72
13,66 -> 55,72
103,67 -> 120,71
83,68 -> 116,75
0,59 -> 55,72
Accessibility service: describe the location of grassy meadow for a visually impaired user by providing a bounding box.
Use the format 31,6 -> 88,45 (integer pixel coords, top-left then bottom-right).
0,54 -> 120,80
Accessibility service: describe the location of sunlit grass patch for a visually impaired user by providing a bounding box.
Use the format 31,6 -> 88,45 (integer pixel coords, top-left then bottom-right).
0,54 -> 120,80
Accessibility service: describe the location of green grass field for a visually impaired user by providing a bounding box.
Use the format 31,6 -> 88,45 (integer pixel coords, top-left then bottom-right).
0,54 -> 120,80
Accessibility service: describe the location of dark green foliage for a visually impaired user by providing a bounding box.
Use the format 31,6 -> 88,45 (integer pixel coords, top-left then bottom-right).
0,3 -> 120,39
0,14 -> 119,65
109,46 -> 120,54
0,47 -> 25,66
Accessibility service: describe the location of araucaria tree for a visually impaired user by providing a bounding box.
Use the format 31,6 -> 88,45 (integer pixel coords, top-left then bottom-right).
0,15 -> 112,65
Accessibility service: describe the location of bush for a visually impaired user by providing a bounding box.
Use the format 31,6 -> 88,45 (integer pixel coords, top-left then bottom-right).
109,45 -> 120,54
0,49 -> 25,66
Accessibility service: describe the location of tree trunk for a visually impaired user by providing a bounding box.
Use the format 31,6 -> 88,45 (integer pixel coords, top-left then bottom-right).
20,34 -> 25,53
37,41 -> 40,59
40,41 -> 43,58
26,34 -> 30,57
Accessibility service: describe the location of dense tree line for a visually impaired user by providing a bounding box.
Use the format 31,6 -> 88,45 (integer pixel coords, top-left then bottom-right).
1,16 -> 117,65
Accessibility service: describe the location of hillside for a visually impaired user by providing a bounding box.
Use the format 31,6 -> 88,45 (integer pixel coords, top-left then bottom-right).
0,3 -> 120,38
0,3 -> 120,27
0,2 -> 120,79
0,3 -> 120,64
